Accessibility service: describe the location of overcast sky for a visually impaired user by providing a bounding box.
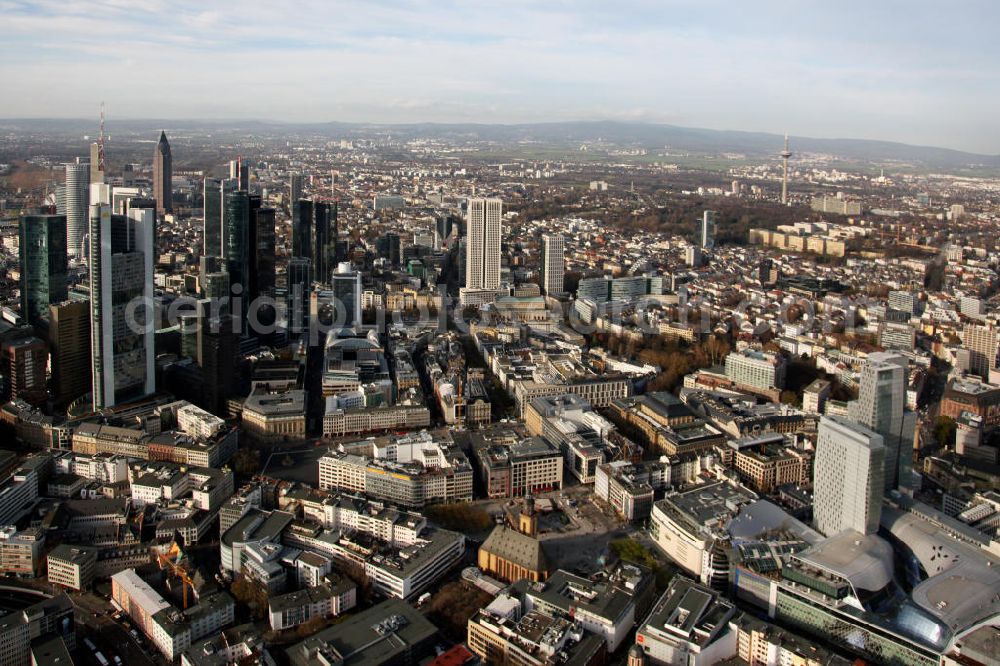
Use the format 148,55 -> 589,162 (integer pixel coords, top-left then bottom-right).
2,0 -> 997,153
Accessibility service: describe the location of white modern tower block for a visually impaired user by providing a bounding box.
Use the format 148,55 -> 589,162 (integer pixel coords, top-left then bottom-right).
813,415 -> 885,537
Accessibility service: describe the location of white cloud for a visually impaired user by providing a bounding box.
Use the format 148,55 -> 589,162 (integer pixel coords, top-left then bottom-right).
0,0 -> 997,151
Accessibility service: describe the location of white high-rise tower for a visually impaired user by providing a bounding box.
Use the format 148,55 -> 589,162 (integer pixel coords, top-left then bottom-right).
541,234 -> 564,296
63,162 -> 89,260
699,211 -> 716,249
465,197 -> 502,291
813,415 -> 885,537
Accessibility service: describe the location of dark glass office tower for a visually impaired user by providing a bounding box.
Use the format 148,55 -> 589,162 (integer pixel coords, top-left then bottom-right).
197,300 -> 236,416
376,232 -> 401,268
436,214 -> 455,242
19,214 -> 68,327
49,299 -> 91,407
230,158 -> 250,192
253,206 -> 277,338
292,199 -> 313,259
287,257 -> 311,338
204,178 -> 235,258
332,201 -> 340,265
222,189 -> 251,297
314,201 -> 331,285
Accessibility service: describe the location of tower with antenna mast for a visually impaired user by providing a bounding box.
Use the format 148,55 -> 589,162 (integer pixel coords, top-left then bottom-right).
98,101 -> 106,175
780,134 -> 792,205
89,102 -> 107,184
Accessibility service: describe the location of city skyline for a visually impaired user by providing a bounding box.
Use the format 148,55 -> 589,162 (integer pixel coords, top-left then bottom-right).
3,5 -> 1000,664
2,1 -> 999,153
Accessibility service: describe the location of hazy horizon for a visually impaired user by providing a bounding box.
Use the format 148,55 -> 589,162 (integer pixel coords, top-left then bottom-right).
3,0 -> 997,153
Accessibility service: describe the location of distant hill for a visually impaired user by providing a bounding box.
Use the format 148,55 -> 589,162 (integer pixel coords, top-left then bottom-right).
2,117 -> 996,170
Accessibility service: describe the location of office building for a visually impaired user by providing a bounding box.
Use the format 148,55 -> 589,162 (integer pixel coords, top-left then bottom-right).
511,563 -> 656,653
963,323 -> 997,380
813,416 -> 885,537
313,201 -> 334,284
330,201 -> 340,266
541,234 -> 564,296
376,232 -> 401,268
472,434 -> 564,498
89,205 -> 156,409
89,142 -> 102,184
331,262 -> 361,329
291,199 -> 312,259
685,245 -> 702,267
251,206 -> 276,325
464,197 -> 502,290
199,256 -> 230,301
634,576 -> 738,666
887,290 -> 919,316
878,321 -> 916,351
19,213 -> 68,326
318,432 -> 473,507
467,598 -> 606,666
847,351 -> 912,491
197,306 -> 236,416
727,433 -> 810,493
267,580 -> 356,631
436,214 -> 455,245
0,593 -> 75,665
372,194 -> 406,210
62,162 -> 89,260
576,274 -> 664,305
287,257 -> 311,337
724,349 -> 786,391
0,526 -> 44,577
202,178 -> 234,258
810,194 -> 862,215
229,157 -> 249,191
649,481 -> 756,589
288,172 -> 302,209
153,131 -> 172,215
46,544 -> 97,591
221,189 -> 251,301
180,625 -> 269,666
111,569 -> 172,639
4,338 -> 47,405
699,210 -> 716,249
242,386 -> 306,441
48,300 -> 91,407
595,460 -> 674,522
287,598 -> 439,666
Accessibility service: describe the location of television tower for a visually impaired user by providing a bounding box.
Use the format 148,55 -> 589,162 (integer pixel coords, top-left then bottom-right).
780,134 -> 792,205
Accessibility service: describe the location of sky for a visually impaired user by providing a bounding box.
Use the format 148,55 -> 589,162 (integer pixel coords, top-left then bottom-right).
1,0 -> 997,153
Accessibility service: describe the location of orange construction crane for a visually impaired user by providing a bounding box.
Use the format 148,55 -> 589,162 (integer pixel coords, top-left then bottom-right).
157,541 -> 195,609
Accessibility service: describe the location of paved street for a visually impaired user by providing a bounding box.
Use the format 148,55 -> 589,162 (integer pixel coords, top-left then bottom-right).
68,592 -> 158,666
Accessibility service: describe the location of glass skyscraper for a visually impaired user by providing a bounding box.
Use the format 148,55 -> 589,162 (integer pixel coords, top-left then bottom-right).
19,214 -> 68,326
89,205 -> 155,409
